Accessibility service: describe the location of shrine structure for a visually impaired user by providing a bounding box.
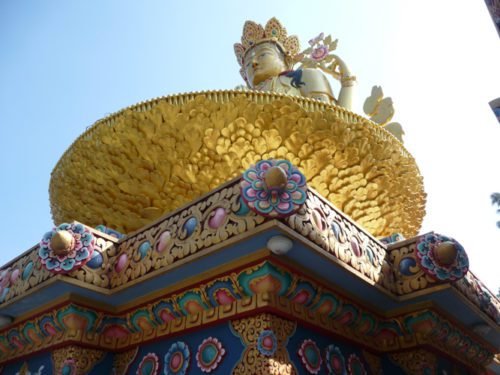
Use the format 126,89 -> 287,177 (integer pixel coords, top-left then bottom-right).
0,17 -> 498,375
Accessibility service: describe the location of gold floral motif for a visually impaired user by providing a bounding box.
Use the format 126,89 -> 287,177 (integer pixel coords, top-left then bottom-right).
388,242 -> 435,294
112,347 -> 138,375
286,191 -> 388,287
231,313 -> 297,374
389,349 -> 436,374
52,345 -> 105,374
50,91 -> 426,238
109,183 -> 265,287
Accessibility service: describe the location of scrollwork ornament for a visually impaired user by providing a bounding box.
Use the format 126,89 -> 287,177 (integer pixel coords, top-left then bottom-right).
285,191 -> 385,285
389,349 -> 436,374
389,242 -> 434,294
109,183 -> 265,288
52,345 -> 105,374
231,314 -> 297,374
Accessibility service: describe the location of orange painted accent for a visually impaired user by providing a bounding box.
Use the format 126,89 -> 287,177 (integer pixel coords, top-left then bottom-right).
249,275 -> 282,294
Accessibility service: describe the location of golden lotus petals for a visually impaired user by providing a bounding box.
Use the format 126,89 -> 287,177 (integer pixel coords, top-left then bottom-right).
50,91 -> 425,237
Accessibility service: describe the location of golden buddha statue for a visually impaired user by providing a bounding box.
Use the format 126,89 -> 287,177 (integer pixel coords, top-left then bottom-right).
234,18 -> 356,110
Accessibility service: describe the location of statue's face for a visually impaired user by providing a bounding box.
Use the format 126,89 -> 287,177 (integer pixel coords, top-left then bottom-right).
244,43 -> 287,87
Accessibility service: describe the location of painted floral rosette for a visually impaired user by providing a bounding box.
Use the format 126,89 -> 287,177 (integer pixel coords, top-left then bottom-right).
325,345 -> 346,375
298,32 -> 338,68
137,353 -> 159,375
298,339 -> 322,374
257,330 -> 278,357
415,233 -> 469,282
347,354 -> 367,375
164,341 -> 190,375
196,337 -> 225,373
240,159 -> 307,218
38,223 -> 95,274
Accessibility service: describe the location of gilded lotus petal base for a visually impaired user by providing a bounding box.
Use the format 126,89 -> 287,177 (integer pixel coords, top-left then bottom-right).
50,90 -> 426,237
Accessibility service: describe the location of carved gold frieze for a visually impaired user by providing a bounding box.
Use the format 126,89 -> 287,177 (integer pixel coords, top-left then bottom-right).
3,179 -> 498,327
231,313 -> 297,374
1,231 -> 116,305
389,349 -> 437,374
52,345 -> 105,374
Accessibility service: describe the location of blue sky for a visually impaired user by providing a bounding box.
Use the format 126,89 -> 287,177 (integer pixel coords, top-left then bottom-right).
1,1 -> 499,289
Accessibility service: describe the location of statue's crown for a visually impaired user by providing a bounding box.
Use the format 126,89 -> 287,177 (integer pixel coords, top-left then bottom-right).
234,17 -> 300,78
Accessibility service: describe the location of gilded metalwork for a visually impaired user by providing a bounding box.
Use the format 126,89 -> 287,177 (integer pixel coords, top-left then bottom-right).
52,345 -> 105,374
231,313 -> 297,374
50,91 -> 426,238
389,349 -> 437,374
389,241 -> 434,294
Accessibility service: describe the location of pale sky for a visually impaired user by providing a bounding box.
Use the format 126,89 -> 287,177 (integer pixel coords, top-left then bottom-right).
1,1 -> 499,290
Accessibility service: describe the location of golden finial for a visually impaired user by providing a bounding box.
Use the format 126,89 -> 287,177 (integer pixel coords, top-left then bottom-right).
264,166 -> 288,190
50,230 -> 75,256
433,241 -> 458,266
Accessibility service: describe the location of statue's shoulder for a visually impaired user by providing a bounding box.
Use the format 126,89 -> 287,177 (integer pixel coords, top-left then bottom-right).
300,68 -> 330,85
298,68 -> 334,101
300,68 -> 326,78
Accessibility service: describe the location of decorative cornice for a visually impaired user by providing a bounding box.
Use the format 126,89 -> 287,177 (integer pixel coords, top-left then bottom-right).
1,179 -> 498,327
0,260 -> 493,370
387,235 -> 500,324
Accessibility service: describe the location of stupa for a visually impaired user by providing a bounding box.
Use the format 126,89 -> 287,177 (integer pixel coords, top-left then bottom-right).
0,17 -> 498,374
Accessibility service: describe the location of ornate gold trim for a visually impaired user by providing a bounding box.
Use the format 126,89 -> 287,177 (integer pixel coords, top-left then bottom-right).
231,313 -> 297,374
52,345 -> 105,374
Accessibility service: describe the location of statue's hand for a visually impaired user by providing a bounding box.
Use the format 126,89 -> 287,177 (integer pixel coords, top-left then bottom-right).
320,58 -> 342,80
318,54 -> 355,87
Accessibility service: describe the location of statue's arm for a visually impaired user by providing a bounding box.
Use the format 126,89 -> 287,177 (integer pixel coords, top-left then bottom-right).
300,67 -> 356,111
328,54 -> 356,111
